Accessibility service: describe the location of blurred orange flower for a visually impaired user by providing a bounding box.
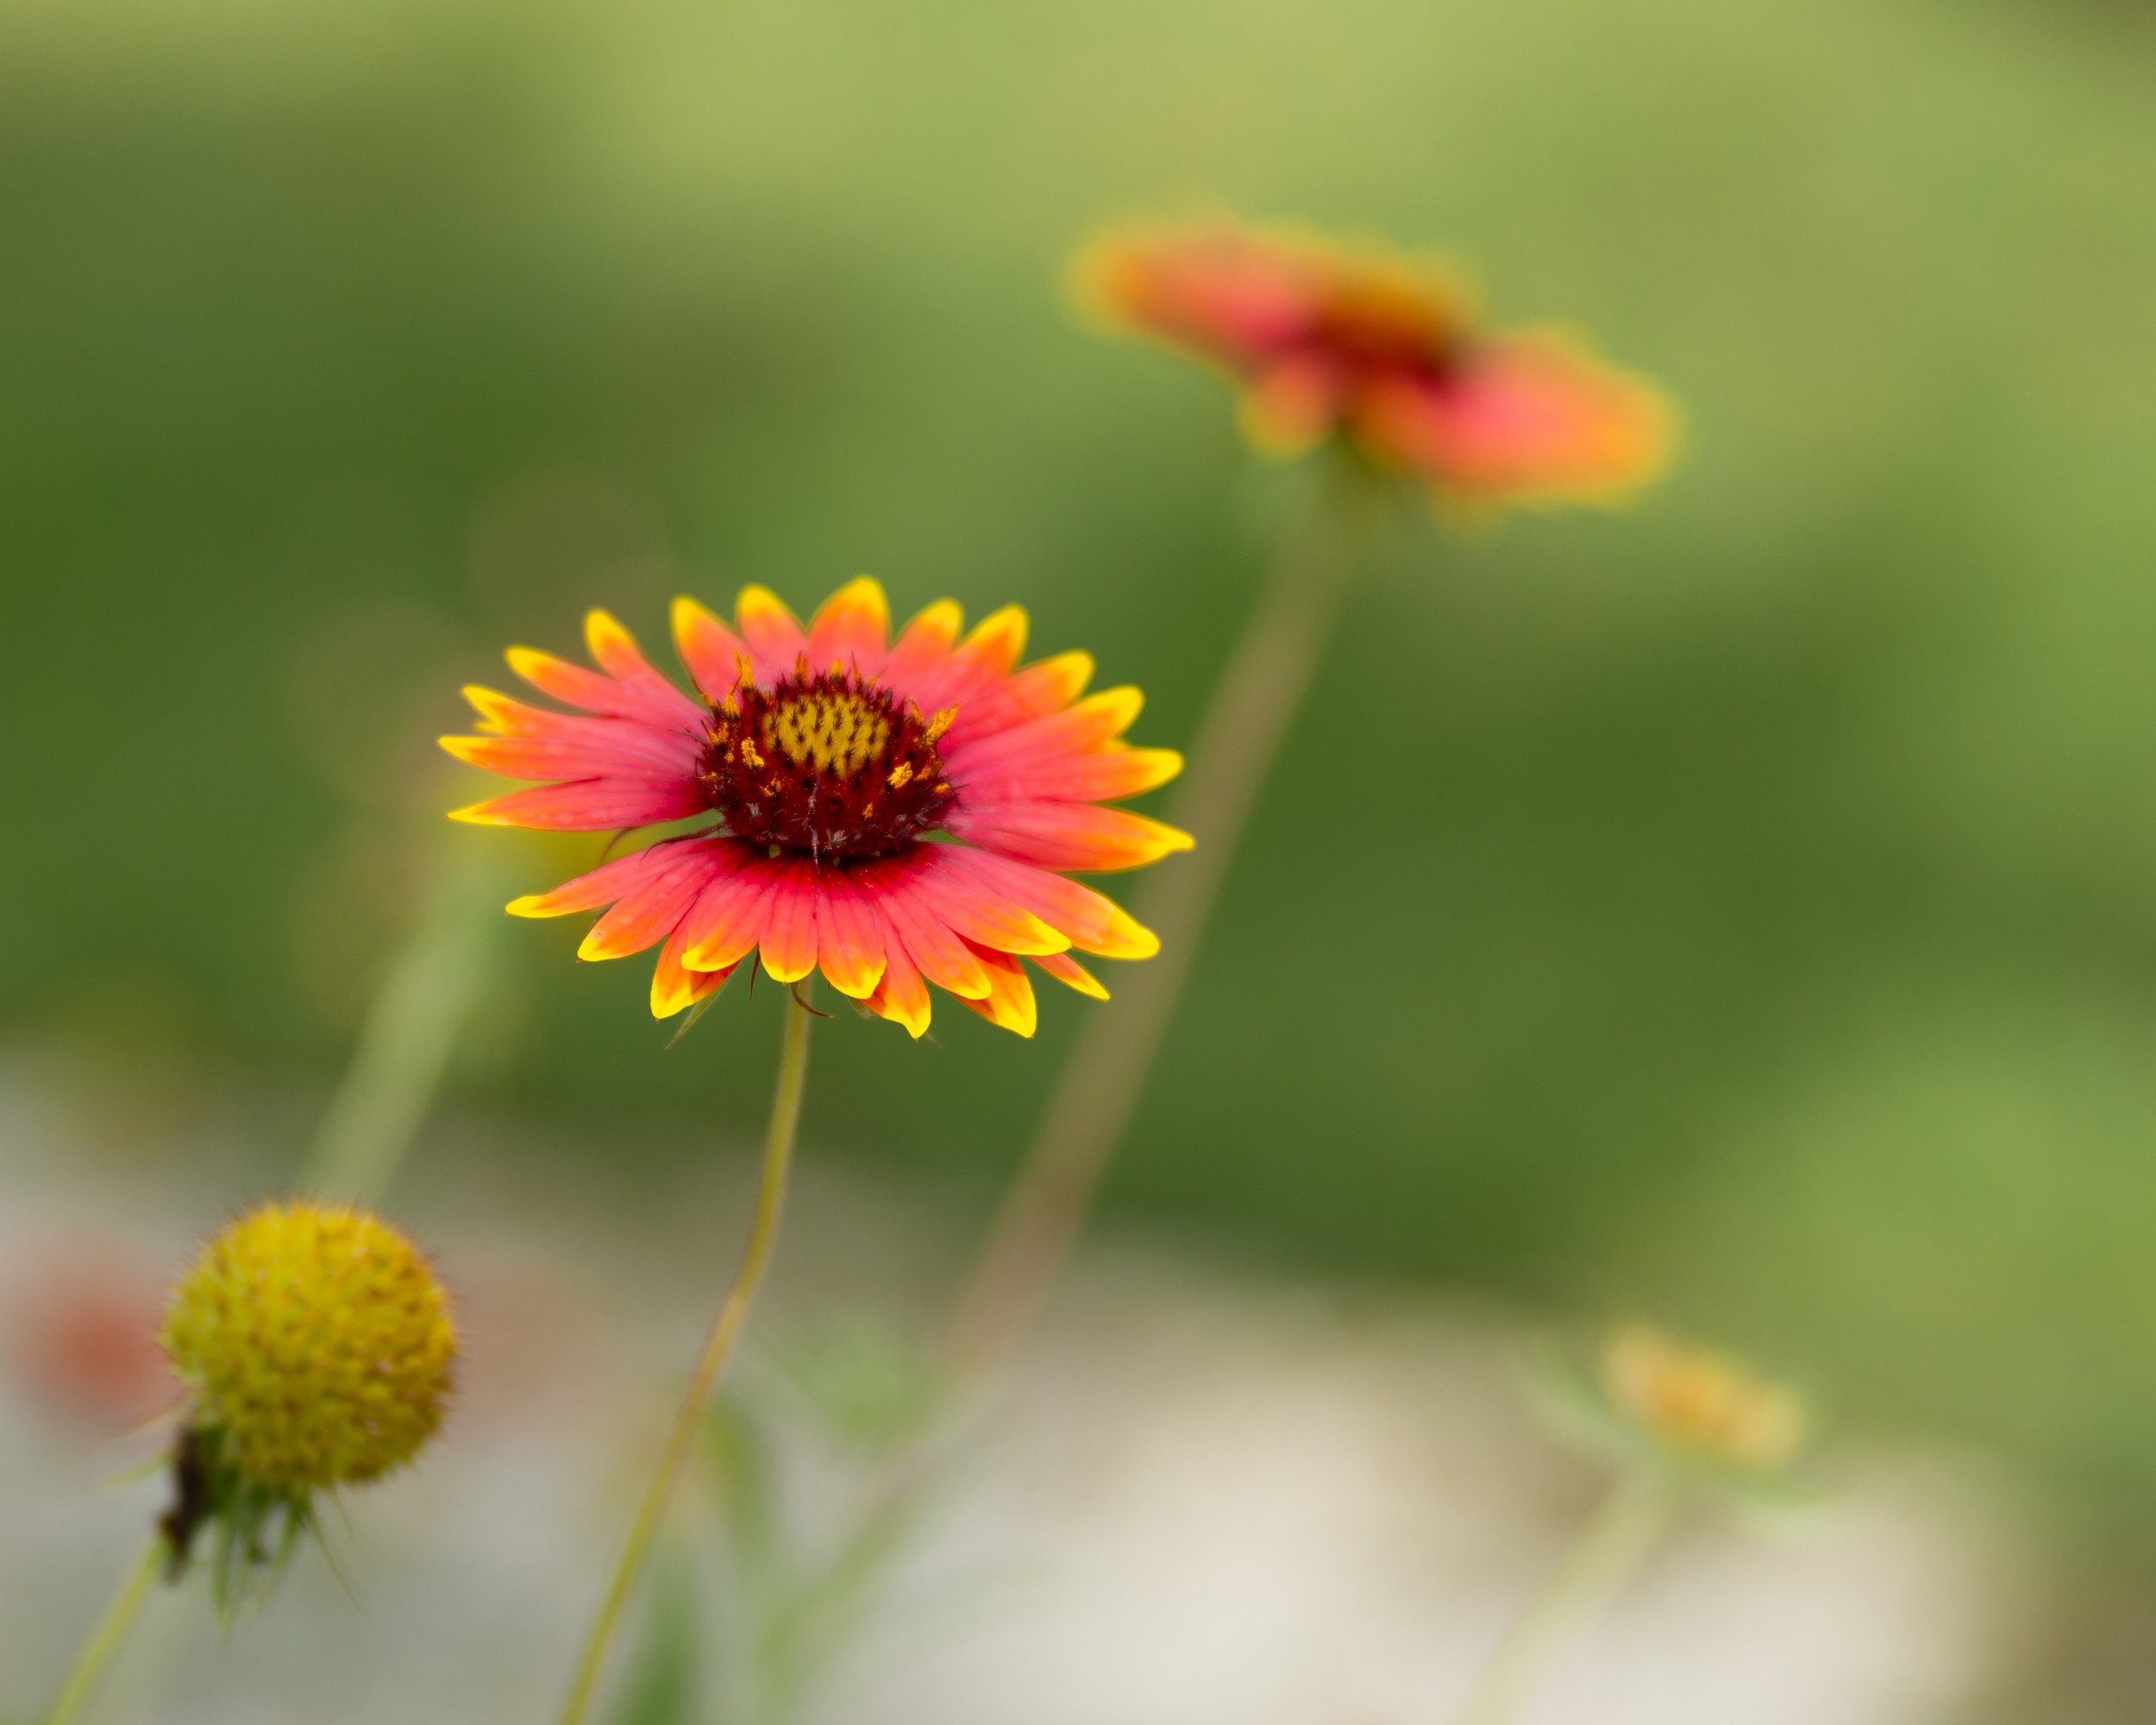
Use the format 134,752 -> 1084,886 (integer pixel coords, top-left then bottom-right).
1601,1323 -> 1806,1474
1081,220 -> 1674,507
444,579 -> 1187,1037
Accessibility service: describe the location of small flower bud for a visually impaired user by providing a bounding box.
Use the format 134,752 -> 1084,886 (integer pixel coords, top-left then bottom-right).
1600,1324 -> 1805,1476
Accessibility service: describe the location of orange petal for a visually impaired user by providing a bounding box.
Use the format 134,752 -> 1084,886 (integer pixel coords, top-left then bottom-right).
805,576 -> 892,681
578,852 -> 713,961
963,745 -> 1183,806
907,852 -> 1069,955
1032,950 -> 1108,1000
504,643 -> 701,730
870,882 -> 993,1000
736,584 -> 807,681
448,779 -> 707,831
906,605 -> 1029,714
942,686 -> 1146,778
1075,222 -> 1319,366
937,847 -> 1160,959
460,684 -> 542,736
941,650 -> 1094,747
880,599 -> 964,702
672,597 -> 752,702
862,932 -> 932,1038
651,920 -> 737,1019
955,944 -> 1037,1037
814,871 -> 888,1000
1355,336 -> 1676,506
679,854 -> 780,971
757,860 -> 821,984
858,871 -> 992,1005
507,838 -> 708,919
438,730 -> 700,782
947,802 -> 1194,874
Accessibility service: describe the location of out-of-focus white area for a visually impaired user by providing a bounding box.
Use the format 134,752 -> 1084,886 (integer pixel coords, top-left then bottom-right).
0,1063 -> 2035,1724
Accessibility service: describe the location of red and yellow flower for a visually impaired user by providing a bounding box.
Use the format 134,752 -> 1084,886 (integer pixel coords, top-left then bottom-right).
442,580 -> 1189,1037
1081,219 -> 1674,507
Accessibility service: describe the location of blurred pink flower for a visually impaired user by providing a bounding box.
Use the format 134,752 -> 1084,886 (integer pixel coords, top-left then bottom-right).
1081,220 -> 1675,507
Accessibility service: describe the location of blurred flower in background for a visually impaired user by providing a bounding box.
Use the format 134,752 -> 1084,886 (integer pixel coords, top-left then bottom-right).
3,1237 -> 178,1435
1601,1323 -> 1808,1481
1080,220 -> 1674,505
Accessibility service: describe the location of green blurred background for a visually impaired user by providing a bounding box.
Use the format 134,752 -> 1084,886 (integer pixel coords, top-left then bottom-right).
6,0 -> 2156,1598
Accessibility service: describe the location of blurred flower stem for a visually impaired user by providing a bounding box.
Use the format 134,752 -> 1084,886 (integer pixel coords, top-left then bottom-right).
559,982 -> 817,1725
942,466 -> 1376,1375
42,1531 -> 165,1725
1449,1470 -> 1676,1725
298,837 -> 512,1205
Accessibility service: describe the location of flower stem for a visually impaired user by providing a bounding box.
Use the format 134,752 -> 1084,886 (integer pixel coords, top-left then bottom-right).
1448,1471 -> 1675,1725
556,982 -> 816,1725
298,840 -> 509,1206
940,469 -> 1376,1376
43,1532 -> 166,1725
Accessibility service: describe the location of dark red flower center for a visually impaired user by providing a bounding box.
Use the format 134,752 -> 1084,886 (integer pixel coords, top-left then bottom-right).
696,667 -> 956,862
1304,279 -> 1459,380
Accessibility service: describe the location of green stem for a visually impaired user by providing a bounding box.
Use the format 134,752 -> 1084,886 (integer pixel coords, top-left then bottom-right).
556,983 -> 817,1725
298,842 -> 507,1205
1448,1471 -> 1675,1725
43,1533 -> 166,1725
940,468 -> 1376,1376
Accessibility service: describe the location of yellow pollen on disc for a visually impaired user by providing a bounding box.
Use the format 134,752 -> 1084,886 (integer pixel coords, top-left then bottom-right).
764,689 -> 891,777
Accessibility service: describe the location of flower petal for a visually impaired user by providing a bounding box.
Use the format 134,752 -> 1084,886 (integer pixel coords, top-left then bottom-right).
947,802 -> 1194,874
736,585 -> 808,684
903,605 -> 1027,717
672,597 -> 753,704
757,859 -> 821,984
932,846 -> 1160,959
439,731 -> 702,783
955,944 -> 1037,1037
448,778 -> 708,831
805,577 -> 891,681
1031,950 -> 1108,1000
942,686 -> 1145,779
454,687 -> 705,775
815,869 -> 888,1000
960,745 -> 1184,807
1354,336 -> 1675,505
507,837 -> 715,918
678,849 -> 780,971
941,651 -> 1093,749
859,860 -> 993,999
1080,223 -> 1320,367
579,849 -> 718,961
903,847 -> 1069,955
878,599 -> 964,705
862,919 -> 932,1038
651,919 -> 738,1019
505,645 -> 698,731
585,610 -> 703,722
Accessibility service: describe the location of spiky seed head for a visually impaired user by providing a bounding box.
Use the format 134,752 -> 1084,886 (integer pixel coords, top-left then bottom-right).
161,1201 -> 457,1495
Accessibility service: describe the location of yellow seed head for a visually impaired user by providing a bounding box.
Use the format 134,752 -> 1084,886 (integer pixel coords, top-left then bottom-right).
161,1201 -> 457,1495
1601,1324 -> 1804,1473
